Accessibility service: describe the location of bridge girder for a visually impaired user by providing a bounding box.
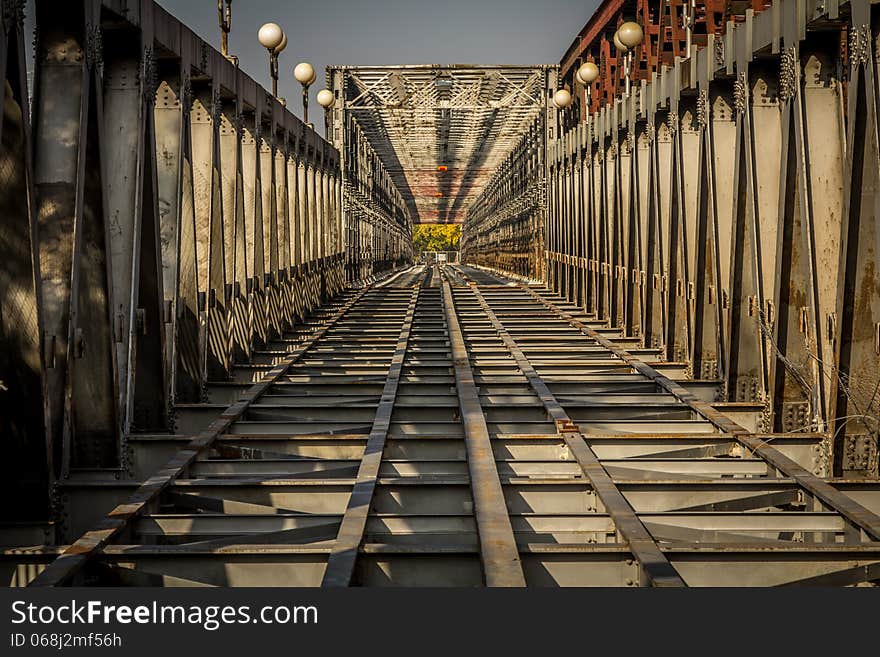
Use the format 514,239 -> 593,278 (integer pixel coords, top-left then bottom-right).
0,0 -> 411,525
468,0 -> 880,478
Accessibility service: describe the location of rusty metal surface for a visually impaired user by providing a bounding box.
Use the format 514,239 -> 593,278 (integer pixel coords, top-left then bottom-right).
464,275 -> 684,586
323,280 -> 423,586
3,0 -> 880,589
28,280 -> 372,587
441,273 -> 527,586
559,0 -> 771,118
328,65 -> 551,225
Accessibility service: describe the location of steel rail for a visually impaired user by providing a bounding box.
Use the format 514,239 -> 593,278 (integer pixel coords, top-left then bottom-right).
518,283 -> 880,542
440,273 -> 527,586
29,285 -> 374,587
323,274 -> 425,586
463,277 -> 686,587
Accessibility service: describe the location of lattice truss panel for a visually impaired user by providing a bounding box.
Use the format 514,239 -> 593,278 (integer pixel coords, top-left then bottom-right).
336,65 -> 550,224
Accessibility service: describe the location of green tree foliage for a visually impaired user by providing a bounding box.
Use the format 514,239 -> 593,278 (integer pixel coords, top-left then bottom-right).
412,224 -> 461,252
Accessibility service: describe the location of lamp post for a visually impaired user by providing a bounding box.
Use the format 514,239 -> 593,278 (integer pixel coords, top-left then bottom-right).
553,87 -> 573,133
682,0 -> 694,53
613,21 -> 644,97
217,1 -> 233,59
317,88 -> 335,138
576,61 -> 599,115
294,62 -> 318,127
258,22 -> 287,99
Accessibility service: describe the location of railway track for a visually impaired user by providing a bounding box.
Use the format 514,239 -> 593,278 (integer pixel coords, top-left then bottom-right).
9,265 -> 880,587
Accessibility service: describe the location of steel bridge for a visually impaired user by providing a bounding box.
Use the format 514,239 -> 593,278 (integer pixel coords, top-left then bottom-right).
1,0 -> 880,587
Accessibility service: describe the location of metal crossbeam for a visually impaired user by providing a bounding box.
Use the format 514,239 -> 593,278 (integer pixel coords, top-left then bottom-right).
29,285 -> 372,587
517,284 -> 880,542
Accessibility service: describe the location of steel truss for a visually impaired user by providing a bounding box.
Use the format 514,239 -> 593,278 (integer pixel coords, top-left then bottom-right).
468,0 -> 880,479
0,0 -> 406,542
339,115 -> 413,283
326,65 -> 551,225
2,0 -> 880,589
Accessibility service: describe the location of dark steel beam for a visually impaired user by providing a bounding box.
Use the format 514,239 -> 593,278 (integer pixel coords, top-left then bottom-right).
323,278 -> 424,586
441,275 -> 526,586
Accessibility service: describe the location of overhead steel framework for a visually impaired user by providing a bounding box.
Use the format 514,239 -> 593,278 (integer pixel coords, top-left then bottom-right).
326,65 -> 553,224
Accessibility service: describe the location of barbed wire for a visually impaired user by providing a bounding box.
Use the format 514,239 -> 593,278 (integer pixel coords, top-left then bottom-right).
754,305 -> 878,442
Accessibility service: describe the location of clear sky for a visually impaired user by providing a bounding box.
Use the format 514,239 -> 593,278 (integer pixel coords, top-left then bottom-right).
154,0 -> 600,121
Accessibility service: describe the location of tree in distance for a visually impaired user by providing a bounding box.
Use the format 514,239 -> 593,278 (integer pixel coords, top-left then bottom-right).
413,224 -> 461,252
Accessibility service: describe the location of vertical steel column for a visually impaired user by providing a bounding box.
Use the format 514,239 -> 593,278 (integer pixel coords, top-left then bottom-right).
241,112 -> 265,350
622,102 -> 642,338
259,121 -> 280,338
725,63 -> 774,408
833,5 -> 880,477
690,83 -> 732,383
287,133 -> 303,320
296,138 -> 310,306
0,1 -> 50,517
33,0 -> 119,474
643,107 -> 666,350
156,69 -> 202,405
276,134 -> 293,328
191,82 -> 229,384
228,96 -> 251,364
663,97 -> 691,364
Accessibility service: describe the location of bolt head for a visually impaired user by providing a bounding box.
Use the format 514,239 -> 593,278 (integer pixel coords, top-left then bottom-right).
576,61 -> 599,85
258,22 -> 284,51
316,88 -> 335,108
295,62 -> 317,86
617,21 -> 644,49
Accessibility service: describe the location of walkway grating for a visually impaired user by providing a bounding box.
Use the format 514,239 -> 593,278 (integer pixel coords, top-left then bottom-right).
19,265 -> 880,587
